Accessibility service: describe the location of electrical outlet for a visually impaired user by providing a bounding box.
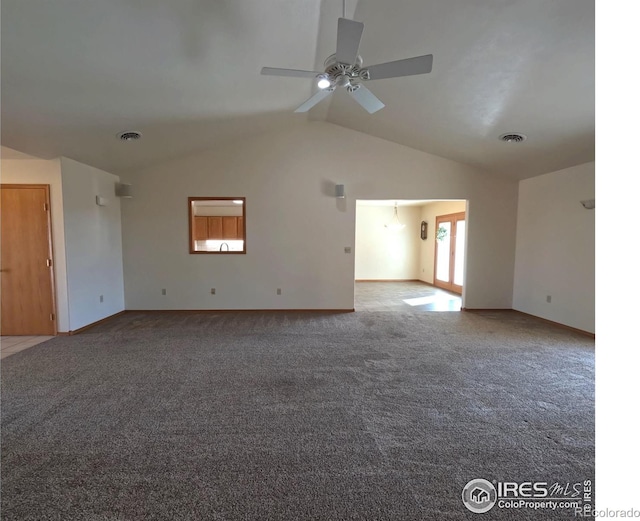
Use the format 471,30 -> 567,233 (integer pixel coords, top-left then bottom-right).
99,295 -> 104,303
277,288 -> 282,295
546,295 -> 551,303
162,288 -> 167,296
211,288 -> 216,295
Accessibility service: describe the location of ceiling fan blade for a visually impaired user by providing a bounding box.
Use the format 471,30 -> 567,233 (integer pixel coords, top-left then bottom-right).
364,54 -> 433,80
336,18 -> 364,65
261,67 -> 322,78
294,89 -> 334,113
348,85 -> 385,114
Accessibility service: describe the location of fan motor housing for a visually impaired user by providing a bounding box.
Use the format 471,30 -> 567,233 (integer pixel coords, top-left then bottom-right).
323,54 -> 365,87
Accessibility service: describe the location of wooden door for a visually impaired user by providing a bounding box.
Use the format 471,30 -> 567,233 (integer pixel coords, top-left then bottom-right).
1,185 -> 57,335
434,211 -> 466,295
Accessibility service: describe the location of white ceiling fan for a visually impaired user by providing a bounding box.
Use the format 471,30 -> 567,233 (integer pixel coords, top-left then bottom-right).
261,6 -> 433,114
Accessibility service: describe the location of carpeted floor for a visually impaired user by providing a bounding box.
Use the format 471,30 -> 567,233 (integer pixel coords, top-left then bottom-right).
1,305 -> 594,520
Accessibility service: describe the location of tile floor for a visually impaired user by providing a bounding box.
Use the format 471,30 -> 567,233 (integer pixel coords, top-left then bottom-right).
355,280 -> 462,312
1,336 -> 54,359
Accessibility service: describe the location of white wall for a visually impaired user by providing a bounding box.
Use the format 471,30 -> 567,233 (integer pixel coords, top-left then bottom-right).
513,161 -> 595,333
121,122 -> 518,310
1,148 -> 126,332
1,147 -> 70,332
355,205 -> 421,280
418,201 -> 468,284
60,158 -> 125,330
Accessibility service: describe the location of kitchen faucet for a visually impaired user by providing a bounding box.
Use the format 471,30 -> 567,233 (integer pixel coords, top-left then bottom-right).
219,242 -> 229,252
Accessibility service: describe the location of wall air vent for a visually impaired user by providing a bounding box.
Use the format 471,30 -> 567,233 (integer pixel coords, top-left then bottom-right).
499,133 -> 527,143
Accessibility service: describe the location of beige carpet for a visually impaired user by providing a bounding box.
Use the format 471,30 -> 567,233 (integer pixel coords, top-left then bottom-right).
1,309 -> 594,520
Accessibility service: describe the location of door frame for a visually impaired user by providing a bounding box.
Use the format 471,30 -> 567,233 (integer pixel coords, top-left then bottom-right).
1,183 -> 58,335
434,211 -> 466,295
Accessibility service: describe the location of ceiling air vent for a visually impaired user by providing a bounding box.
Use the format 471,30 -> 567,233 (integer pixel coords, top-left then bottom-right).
117,131 -> 142,141
499,133 -> 526,143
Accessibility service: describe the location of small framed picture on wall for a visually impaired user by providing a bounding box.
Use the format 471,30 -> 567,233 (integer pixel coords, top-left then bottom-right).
420,221 -> 428,240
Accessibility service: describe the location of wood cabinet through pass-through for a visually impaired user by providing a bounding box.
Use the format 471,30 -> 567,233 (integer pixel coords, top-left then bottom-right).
194,216 -> 243,240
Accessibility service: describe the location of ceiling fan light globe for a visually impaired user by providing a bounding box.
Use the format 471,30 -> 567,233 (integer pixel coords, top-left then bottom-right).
317,76 -> 332,89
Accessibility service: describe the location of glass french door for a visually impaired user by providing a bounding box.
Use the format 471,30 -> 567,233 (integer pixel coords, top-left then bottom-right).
434,212 -> 466,294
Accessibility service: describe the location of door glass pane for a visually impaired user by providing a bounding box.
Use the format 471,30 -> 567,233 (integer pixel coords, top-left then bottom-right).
454,219 -> 466,286
436,222 -> 451,282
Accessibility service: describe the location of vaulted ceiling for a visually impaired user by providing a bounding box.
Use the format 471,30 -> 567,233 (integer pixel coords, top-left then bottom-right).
1,0 -> 594,180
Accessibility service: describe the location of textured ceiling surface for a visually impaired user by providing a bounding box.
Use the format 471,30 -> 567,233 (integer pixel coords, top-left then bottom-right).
1,0 -> 594,179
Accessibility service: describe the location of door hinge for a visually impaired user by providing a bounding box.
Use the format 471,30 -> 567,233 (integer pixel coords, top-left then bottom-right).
46,258 -> 53,267
50,313 -> 55,321
44,203 -> 49,212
